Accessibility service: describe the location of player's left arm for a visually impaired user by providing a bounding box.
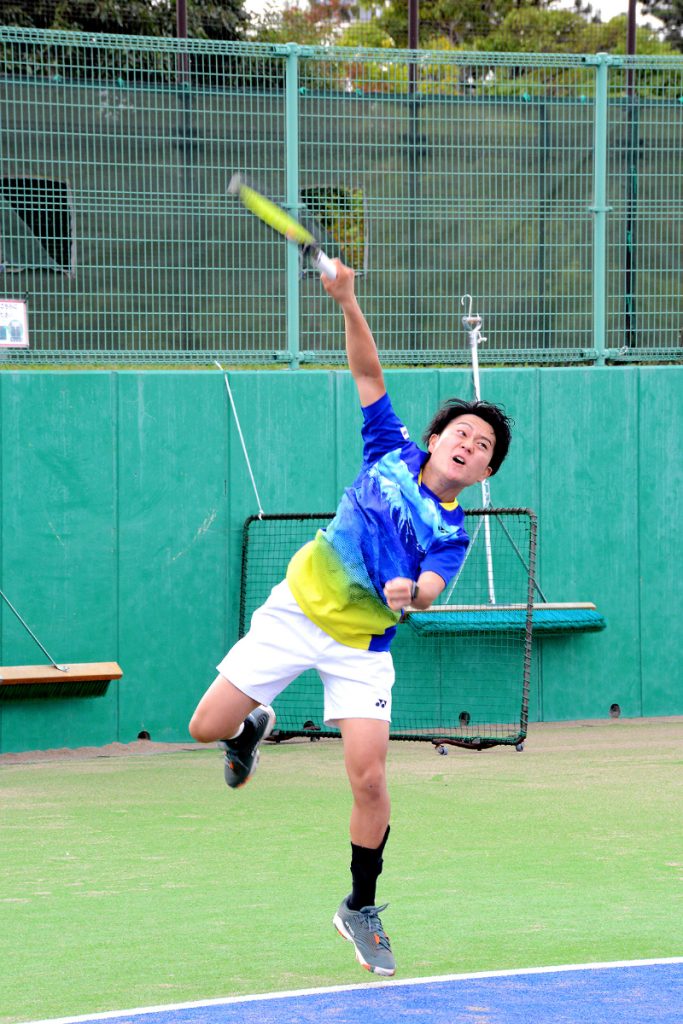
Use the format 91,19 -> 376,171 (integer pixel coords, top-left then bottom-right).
383,570 -> 445,611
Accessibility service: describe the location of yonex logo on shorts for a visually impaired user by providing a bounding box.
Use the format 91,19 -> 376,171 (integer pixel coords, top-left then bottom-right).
375,698 -> 387,708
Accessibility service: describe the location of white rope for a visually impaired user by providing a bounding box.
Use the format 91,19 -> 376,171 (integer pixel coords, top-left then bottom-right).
461,297 -> 496,605
215,361 -> 265,518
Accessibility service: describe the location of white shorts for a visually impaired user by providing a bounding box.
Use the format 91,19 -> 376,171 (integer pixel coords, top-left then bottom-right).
217,580 -> 395,726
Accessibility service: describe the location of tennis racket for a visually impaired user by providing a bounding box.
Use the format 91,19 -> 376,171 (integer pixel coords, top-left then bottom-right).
228,174 -> 337,279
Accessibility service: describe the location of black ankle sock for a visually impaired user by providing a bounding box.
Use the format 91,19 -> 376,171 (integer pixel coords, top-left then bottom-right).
225,716 -> 252,745
347,825 -> 390,911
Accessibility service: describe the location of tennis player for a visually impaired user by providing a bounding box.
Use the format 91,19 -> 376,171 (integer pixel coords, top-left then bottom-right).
189,260 -> 512,976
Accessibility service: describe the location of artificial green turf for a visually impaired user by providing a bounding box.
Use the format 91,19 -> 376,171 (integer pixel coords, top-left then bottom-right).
1,718 -> 682,1023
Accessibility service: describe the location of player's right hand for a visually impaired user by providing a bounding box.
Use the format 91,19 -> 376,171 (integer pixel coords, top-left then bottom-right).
321,259 -> 355,305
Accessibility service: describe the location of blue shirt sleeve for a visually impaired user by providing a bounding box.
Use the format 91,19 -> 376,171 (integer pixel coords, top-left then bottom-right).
361,392 -> 412,468
421,531 -> 469,586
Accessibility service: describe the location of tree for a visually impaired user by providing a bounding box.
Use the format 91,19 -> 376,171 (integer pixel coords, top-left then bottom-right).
186,0 -> 250,40
640,0 -> 683,50
0,0 -> 248,41
251,0 -> 357,44
251,3 -> 331,44
589,12 -> 679,53
374,0 -> 520,48
474,6 -> 601,51
474,7 -> 676,53
336,21 -> 396,47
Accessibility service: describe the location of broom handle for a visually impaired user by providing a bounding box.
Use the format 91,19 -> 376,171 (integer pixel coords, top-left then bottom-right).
0,589 -> 64,670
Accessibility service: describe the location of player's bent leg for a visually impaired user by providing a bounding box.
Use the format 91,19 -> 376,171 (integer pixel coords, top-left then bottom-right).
189,674 -> 275,789
189,674 -> 258,744
219,703 -> 276,788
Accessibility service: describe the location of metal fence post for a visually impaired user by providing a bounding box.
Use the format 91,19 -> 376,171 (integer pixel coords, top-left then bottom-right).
591,53 -> 611,365
285,44 -> 301,369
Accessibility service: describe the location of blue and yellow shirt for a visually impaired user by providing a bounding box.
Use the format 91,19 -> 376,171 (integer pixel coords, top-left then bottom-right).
287,392 -> 469,651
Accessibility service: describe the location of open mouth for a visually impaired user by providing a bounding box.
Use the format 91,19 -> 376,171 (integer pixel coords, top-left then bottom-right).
452,455 -> 465,465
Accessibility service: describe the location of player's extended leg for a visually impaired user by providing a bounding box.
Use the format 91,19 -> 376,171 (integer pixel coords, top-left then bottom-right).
333,717 -> 395,976
189,674 -> 275,788
341,717 -> 391,848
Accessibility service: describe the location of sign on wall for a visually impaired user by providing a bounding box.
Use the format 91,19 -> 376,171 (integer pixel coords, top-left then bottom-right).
0,299 -> 29,348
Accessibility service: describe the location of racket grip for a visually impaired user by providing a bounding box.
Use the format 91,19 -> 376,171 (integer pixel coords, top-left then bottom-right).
312,250 -> 337,280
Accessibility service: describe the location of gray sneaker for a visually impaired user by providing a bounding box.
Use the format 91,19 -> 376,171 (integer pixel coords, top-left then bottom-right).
333,896 -> 396,976
218,705 -> 275,788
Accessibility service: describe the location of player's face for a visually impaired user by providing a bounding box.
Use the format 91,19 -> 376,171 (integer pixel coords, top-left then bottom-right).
427,415 -> 495,489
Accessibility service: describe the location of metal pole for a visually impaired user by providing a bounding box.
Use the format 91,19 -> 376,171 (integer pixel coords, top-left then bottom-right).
285,45 -> 301,368
591,54 -> 610,364
627,0 -> 637,57
176,0 -> 192,350
625,0 -> 638,350
176,0 -> 189,81
408,0 -> 419,82
407,0 -> 420,347
176,0 -> 187,39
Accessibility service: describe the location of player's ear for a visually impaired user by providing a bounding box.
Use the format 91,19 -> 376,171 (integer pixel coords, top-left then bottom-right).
427,432 -> 439,453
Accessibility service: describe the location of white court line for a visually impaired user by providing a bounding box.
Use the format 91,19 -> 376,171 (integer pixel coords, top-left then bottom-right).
18,957 -> 683,1024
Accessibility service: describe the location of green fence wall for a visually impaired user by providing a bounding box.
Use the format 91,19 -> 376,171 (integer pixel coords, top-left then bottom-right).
2,29 -> 683,364
0,365 -> 681,753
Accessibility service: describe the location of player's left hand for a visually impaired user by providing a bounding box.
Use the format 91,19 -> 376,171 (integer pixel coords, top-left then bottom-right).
383,577 -> 414,610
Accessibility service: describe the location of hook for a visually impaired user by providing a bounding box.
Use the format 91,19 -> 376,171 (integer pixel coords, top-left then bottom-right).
461,293 -> 482,333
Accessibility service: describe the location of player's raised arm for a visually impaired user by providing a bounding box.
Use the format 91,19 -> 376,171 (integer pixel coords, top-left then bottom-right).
322,260 -> 386,408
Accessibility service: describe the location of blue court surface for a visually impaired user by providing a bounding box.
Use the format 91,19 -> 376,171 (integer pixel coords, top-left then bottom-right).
23,959 -> 683,1024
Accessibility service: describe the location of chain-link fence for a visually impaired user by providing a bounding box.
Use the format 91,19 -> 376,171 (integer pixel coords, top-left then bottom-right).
1,28 -> 681,364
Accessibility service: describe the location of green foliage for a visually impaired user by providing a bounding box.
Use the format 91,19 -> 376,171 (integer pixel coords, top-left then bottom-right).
474,7 -> 596,52
374,0 -> 519,48
0,0 -> 248,41
593,13 -> 679,54
251,3 -> 329,45
0,1 -> 36,27
0,1 -> 255,85
251,0 -> 356,44
360,0 -> 678,55
293,8 -> 675,100
301,185 -> 367,271
473,7 -> 677,54
641,0 -> 683,50
336,21 -> 396,48
188,0 -> 250,41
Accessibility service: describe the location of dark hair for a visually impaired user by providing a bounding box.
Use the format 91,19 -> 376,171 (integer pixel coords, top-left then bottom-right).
422,398 -> 513,475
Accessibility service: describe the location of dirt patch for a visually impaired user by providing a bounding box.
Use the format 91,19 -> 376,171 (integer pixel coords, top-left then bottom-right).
0,739 -> 208,766
1,716 -> 681,766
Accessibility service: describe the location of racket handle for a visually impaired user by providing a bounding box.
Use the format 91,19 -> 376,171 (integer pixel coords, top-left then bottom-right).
312,249 -> 337,280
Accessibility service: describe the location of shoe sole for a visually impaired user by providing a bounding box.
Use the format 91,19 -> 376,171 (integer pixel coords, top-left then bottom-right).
227,706 -> 276,789
332,912 -> 396,977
